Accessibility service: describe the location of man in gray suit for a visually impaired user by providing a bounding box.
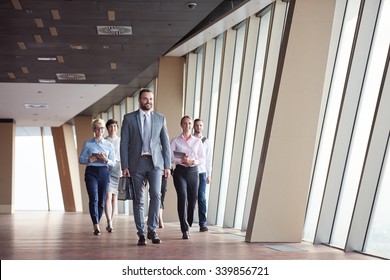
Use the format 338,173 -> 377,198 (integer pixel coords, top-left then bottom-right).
120,88 -> 171,245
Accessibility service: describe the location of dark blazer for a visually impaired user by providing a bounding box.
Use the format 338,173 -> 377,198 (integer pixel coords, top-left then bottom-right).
120,110 -> 171,172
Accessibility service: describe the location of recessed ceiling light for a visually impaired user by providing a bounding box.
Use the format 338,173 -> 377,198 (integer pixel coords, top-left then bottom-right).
24,103 -> 49,109
37,57 -> 57,61
38,79 -> 56,83
70,44 -> 88,50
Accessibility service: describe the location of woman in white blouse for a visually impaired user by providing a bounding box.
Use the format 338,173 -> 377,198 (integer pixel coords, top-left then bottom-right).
170,116 -> 205,239
104,119 -> 121,233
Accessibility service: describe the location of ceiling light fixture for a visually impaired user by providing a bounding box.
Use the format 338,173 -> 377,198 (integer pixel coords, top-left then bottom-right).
24,103 -> 49,109
37,57 -> 57,61
38,79 -> 56,83
70,44 -> 88,50
56,73 -> 86,80
97,26 -> 132,35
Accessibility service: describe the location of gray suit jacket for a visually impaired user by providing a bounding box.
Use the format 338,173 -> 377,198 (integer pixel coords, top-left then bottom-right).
120,110 -> 171,172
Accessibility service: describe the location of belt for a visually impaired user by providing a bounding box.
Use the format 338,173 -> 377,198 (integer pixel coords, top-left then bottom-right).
141,154 -> 152,159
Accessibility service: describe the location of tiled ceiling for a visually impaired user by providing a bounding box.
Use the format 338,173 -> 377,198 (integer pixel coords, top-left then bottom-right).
0,0 -> 250,126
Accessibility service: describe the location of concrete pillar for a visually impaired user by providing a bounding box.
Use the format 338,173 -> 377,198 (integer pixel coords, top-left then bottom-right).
52,124 -> 83,212
155,56 -> 185,222
246,0 -> 336,242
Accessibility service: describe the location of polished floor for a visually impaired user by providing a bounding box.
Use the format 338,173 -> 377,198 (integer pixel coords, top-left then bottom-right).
0,211 -> 380,260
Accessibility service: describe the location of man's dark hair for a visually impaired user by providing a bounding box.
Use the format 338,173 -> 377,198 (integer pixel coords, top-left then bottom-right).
106,119 -> 118,129
194,118 -> 203,123
139,88 -> 153,99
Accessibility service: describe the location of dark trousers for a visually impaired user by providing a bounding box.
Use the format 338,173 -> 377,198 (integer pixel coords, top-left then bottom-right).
160,175 -> 167,209
84,166 -> 110,225
173,165 -> 199,233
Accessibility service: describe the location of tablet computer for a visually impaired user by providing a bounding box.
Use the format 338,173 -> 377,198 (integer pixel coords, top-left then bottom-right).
173,151 -> 186,158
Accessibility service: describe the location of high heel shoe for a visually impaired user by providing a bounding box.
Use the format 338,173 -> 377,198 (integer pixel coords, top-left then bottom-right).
182,231 -> 190,239
158,209 -> 164,228
106,225 -> 114,233
158,217 -> 164,228
94,229 -> 101,236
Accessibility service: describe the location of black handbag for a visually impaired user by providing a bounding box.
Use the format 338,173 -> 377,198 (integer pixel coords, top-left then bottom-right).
118,176 -> 136,201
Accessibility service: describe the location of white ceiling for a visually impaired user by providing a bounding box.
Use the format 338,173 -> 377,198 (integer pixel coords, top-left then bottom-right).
0,83 -> 117,127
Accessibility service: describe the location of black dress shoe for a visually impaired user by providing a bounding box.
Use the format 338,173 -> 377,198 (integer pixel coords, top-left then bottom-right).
182,231 -> 190,239
137,235 -> 147,246
147,230 -> 162,244
200,226 -> 209,232
93,229 -> 101,236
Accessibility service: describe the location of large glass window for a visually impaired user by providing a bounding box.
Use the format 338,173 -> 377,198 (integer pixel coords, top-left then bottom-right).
361,0 -> 390,259
15,127 -> 63,211
364,134 -> 390,259
331,0 -> 390,247
193,47 -> 204,119
216,23 -> 246,225
235,11 -> 271,229
303,0 -> 361,242
207,34 -> 224,141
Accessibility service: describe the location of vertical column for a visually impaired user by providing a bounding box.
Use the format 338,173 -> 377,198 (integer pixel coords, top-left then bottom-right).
51,124 -> 83,212
246,0 -> 336,242
0,119 -> 16,213
155,56 -> 185,222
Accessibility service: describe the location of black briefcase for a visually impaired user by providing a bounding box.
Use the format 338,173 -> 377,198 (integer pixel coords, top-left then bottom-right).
118,176 -> 136,200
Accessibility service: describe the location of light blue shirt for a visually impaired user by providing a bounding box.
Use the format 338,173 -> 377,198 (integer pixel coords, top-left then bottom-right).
79,137 -> 115,167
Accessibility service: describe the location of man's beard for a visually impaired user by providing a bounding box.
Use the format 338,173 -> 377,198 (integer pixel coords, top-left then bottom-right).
141,103 -> 152,111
